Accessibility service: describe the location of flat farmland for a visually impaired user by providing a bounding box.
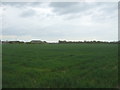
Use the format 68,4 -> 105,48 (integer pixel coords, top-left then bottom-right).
2,43 -> 118,88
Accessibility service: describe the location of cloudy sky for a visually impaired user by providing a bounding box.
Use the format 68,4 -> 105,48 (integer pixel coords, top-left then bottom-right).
1,2 -> 118,42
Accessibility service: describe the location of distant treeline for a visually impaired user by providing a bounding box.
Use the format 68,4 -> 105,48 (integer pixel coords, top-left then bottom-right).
1,40 -> 120,44
1,40 -> 47,44
58,40 -> 120,44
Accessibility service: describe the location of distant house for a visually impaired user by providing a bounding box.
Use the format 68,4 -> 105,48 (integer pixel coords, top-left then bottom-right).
30,40 -> 47,44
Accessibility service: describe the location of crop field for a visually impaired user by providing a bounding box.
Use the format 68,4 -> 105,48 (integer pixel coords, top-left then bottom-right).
2,43 -> 118,88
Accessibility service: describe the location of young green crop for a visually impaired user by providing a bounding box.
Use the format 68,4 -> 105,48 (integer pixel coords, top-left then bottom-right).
2,43 -> 118,88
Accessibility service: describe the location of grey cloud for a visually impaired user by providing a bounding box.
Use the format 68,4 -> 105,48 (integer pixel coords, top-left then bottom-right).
29,2 -> 43,7
3,27 -> 27,36
119,1 -> 120,9
91,3 -> 117,22
50,2 -> 84,15
2,2 -> 29,7
50,2 -> 78,8
50,2 -> 117,23
20,9 -> 36,17
2,2 -> 42,8
2,26 -> 65,39
99,3 -> 117,13
50,2 -> 117,16
2,2 -> 117,41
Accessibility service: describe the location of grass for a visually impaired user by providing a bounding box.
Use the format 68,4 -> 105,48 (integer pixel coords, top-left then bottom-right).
2,43 -> 118,88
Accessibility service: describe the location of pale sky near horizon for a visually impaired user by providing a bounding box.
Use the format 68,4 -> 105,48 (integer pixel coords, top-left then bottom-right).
0,2 -> 118,42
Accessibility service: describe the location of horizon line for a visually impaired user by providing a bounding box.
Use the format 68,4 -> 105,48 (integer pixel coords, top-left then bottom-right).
1,39 -> 119,42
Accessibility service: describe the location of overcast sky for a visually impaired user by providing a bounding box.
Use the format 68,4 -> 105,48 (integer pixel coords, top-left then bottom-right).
1,2 -> 118,42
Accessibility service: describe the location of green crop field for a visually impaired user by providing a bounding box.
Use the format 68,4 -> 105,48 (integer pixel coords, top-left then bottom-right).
2,43 -> 118,88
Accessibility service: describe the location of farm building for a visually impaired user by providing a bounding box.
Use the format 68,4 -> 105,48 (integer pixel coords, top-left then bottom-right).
30,40 -> 47,44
